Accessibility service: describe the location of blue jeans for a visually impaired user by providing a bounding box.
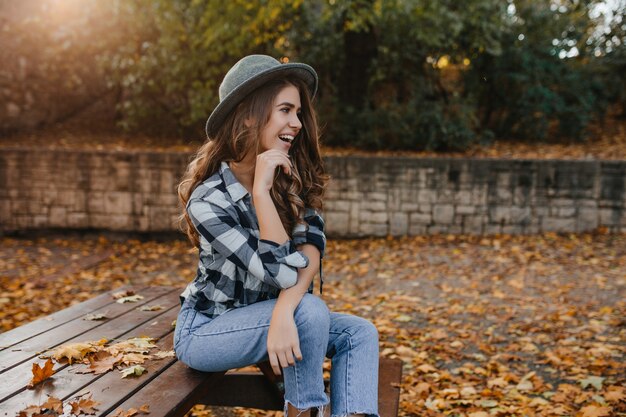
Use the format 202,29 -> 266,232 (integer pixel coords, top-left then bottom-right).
174,294 -> 379,417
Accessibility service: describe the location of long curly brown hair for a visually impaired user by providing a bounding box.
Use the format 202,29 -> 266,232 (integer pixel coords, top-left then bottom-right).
178,76 -> 329,247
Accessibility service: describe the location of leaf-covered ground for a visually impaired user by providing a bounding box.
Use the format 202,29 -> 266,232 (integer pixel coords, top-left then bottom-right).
1,231 -> 625,416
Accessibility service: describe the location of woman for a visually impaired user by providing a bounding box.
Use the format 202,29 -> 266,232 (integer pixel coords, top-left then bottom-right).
174,55 -> 379,417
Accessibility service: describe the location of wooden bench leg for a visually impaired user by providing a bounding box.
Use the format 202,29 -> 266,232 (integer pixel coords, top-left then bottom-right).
201,358 -> 402,416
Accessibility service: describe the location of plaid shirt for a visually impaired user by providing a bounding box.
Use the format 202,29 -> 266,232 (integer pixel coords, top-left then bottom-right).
180,161 -> 326,318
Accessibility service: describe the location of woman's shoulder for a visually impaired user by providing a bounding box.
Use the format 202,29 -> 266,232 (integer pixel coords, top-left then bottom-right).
189,169 -> 229,204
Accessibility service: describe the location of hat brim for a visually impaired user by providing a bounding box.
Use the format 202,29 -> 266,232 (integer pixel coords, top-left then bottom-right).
206,63 -> 318,139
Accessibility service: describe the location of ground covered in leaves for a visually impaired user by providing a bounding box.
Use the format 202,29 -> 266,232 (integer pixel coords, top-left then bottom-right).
1,231 -> 625,416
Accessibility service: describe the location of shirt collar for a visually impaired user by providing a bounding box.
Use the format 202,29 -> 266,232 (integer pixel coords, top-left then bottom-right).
219,161 -> 249,203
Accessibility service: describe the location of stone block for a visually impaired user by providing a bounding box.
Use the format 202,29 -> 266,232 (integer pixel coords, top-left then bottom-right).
484,224 -> 502,235
410,213 -> 432,225
49,206 -> 67,226
327,200 -> 350,212
104,192 -> 133,214
541,217 -> 575,232
577,209 -> 598,231
369,212 -> 388,223
456,205 -> 475,215
501,225 -> 523,234
400,202 -> 419,211
462,216 -> 484,234
389,212 -> 408,236
433,204 -> 454,224
157,193 -> 178,207
364,201 -> 387,212
32,215 -> 49,227
418,204 -> 432,213
408,223 -> 427,235
418,190 -> 436,204
87,192 -> 105,213
436,189 -> 454,204
368,192 -> 387,201
558,207 -> 577,218
427,225 -> 449,235
325,212 -> 350,236
67,213 -> 88,228
349,202 -> 361,234
109,215 -> 133,230
455,190 -> 472,205
599,208 -> 621,226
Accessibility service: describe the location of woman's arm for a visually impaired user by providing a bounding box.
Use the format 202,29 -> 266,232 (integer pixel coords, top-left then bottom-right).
266,243 -> 321,375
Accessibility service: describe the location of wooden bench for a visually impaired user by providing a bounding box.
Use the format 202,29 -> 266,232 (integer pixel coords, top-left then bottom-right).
0,286 -> 402,416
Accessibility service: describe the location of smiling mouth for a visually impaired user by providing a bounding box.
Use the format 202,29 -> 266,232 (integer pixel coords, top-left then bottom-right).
279,134 -> 295,143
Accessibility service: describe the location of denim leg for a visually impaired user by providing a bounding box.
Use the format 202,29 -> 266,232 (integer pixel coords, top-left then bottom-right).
282,294 -> 331,414
173,295 -> 330,412
326,313 -> 379,417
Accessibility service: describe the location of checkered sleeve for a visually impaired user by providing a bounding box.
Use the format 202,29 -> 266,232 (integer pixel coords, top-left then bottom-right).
292,208 -> 326,258
187,197 -> 309,289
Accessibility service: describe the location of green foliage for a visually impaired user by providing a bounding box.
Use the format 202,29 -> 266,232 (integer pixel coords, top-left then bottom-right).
97,0 -> 625,148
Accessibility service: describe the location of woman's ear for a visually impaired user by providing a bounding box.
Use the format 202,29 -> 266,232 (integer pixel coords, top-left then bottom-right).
244,117 -> 254,128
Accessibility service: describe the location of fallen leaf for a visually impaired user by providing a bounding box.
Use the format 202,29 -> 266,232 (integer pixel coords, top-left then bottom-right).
83,313 -> 108,321
112,290 -> 136,299
41,396 -> 63,413
152,350 -> 175,359
579,404 -> 612,417
138,305 -> 163,311
27,358 -> 54,388
69,395 -> 101,415
604,386 -> 625,403
116,295 -> 144,304
120,365 -> 146,378
580,376 -> 605,390
46,341 -> 103,364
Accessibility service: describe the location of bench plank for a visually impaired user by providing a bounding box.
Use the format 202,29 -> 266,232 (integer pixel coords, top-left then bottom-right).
0,291 -> 180,403
0,304 -> 179,414
0,286 -> 176,373
0,285 -> 136,350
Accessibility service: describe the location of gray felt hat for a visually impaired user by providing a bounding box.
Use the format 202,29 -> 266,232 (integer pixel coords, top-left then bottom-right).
206,54 -> 318,139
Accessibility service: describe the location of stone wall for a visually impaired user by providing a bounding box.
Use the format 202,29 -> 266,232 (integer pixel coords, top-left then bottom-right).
1,149 -> 625,236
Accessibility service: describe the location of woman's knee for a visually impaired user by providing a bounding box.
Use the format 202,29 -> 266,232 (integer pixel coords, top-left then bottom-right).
294,294 -> 330,329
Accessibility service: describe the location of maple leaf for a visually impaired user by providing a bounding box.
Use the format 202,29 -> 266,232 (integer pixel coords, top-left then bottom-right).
580,376 -> 605,390
47,341 -> 102,364
579,404 -> 612,417
120,365 -> 146,378
27,358 -> 54,388
604,386 -> 625,403
69,395 -> 101,415
77,351 -> 124,374
41,396 -> 63,413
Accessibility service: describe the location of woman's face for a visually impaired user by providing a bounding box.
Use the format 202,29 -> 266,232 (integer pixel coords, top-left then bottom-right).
259,84 -> 302,153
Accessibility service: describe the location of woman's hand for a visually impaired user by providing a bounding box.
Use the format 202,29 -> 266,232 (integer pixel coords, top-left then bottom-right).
267,305 -> 302,376
253,150 -> 292,194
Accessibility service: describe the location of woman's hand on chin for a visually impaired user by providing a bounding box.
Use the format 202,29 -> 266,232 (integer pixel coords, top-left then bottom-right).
253,150 -> 292,194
